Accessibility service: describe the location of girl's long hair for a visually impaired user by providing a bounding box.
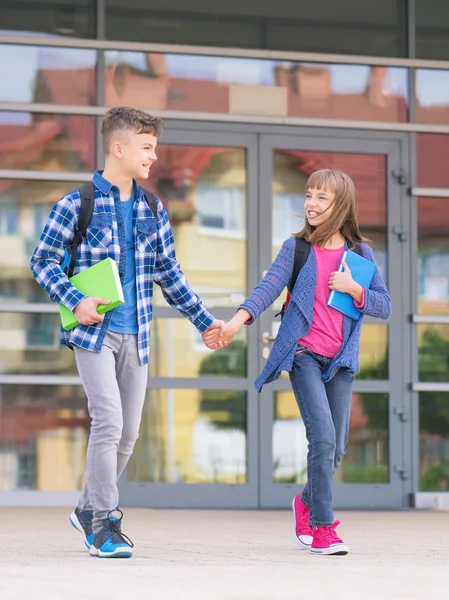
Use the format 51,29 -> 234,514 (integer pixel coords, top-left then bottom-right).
295,169 -> 369,248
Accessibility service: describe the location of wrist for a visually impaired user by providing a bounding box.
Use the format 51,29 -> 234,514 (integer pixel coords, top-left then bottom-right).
350,282 -> 363,301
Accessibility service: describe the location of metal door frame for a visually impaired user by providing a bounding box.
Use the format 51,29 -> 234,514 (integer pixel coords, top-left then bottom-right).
120,127 -> 262,508
256,129 -> 413,509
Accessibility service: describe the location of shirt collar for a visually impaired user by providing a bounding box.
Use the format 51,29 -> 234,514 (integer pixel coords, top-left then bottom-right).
92,170 -> 139,198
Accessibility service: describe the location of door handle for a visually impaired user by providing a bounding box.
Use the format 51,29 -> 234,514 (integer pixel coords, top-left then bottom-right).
262,331 -> 276,344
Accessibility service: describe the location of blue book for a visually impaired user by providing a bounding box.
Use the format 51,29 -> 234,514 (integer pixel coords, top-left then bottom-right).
327,249 -> 376,320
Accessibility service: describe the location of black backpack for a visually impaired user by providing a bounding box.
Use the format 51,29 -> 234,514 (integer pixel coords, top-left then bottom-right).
276,237 -> 363,319
65,182 -> 158,278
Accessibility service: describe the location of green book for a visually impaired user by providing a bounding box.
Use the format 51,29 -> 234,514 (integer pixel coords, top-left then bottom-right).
59,257 -> 124,331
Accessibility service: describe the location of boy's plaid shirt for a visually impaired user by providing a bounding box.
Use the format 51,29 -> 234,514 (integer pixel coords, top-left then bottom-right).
30,171 -> 215,365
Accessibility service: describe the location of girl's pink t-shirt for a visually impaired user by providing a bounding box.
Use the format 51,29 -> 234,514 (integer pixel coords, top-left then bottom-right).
298,245 -> 345,358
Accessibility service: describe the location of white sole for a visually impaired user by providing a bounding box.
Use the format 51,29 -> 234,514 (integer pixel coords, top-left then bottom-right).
292,497 -> 313,550
310,543 -> 349,556
90,546 -> 133,559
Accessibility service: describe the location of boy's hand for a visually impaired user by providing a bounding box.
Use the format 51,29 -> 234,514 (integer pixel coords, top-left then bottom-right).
74,297 -> 110,326
202,321 -> 237,350
202,320 -> 228,350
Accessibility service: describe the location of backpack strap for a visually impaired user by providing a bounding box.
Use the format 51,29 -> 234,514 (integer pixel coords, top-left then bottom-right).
290,237 -> 311,292
141,188 -> 158,218
66,182 -> 95,279
275,237 -> 311,318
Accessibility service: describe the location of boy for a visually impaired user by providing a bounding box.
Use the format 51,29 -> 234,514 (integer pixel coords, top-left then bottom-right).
30,107 -> 226,558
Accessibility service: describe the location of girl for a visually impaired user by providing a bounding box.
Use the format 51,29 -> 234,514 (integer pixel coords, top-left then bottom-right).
203,169 -> 391,556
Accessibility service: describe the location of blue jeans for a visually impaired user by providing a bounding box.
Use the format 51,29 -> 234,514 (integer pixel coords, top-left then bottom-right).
289,345 -> 353,526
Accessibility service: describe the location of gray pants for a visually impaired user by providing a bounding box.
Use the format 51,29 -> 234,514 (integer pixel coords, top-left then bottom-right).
74,332 -> 148,532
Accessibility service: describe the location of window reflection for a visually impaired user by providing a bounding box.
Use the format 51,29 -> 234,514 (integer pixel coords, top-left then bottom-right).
104,51 -> 408,121
416,2 -> 449,60
1,1 -> 96,37
0,313 -> 77,376
0,113 -> 96,172
0,46 -> 97,104
419,392 -> 449,491
105,1 -> 405,58
0,181 -> 86,305
0,385 -> 88,491
416,70 -> 449,125
273,392 -> 389,483
128,389 -> 247,484
418,324 -> 449,382
418,198 -> 449,315
141,145 -> 247,307
358,324 -> 389,380
417,134 -> 449,188
150,319 -> 246,378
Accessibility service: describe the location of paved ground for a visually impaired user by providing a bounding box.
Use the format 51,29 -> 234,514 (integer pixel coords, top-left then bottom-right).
0,508 -> 447,600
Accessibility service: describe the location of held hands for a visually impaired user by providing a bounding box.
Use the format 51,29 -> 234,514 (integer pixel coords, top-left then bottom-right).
202,309 -> 250,350
328,260 -> 363,302
74,297 -> 110,326
202,320 -> 237,350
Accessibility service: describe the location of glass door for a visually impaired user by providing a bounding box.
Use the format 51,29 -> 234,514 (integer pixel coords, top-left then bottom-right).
257,130 -> 411,509
119,128 -> 261,508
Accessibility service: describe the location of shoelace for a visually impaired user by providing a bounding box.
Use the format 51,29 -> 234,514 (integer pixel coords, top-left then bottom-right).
106,509 -> 135,548
317,520 -> 343,543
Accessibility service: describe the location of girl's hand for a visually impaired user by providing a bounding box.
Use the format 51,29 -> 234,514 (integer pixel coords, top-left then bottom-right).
328,260 -> 363,303
328,260 -> 354,293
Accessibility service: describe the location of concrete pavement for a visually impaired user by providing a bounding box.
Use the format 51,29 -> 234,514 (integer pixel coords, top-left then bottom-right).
0,508 -> 447,600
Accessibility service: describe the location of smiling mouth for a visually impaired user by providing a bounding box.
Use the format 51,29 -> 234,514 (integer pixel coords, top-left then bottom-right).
307,210 -> 320,218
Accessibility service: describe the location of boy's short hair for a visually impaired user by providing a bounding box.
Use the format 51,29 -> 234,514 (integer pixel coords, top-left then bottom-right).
102,107 -> 163,154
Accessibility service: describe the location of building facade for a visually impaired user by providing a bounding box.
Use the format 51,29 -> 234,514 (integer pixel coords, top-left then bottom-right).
0,0 -> 449,509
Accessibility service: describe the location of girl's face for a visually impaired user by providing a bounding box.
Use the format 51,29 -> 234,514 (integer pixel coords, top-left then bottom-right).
304,187 -> 336,227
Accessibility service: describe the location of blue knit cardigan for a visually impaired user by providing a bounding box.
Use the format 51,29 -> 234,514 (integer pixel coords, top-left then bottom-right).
240,237 -> 391,392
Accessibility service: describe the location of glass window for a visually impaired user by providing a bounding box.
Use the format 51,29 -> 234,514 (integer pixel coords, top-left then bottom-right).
418,198 -> 449,315
0,113 -> 96,172
417,134 -> 449,188
0,312 -> 77,376
149,319 -> 247,378
416,1 -> 449,60
143,145 -> 247,308
0,46 -> 97,105
0,385 -> 88,491
105,0 -> 406,57
127,388 -> 247,483
273,391 -> 389,483
418,324 -> 449,382
419,392 -> 449,491
0,180 -> 83,305
416,70 -> 449,126
104,51 -> 408,122
0,0 -> 96,38
358,324 -> 389,380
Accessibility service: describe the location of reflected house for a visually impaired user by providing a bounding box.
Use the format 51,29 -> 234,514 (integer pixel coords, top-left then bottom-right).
1,54 -> 449,486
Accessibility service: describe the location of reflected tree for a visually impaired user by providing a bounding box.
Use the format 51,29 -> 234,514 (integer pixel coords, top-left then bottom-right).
199,341 -> 247,431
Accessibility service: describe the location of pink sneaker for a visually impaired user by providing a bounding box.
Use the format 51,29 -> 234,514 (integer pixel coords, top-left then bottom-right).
292,495 -> 313,549
310,520 -> 349,555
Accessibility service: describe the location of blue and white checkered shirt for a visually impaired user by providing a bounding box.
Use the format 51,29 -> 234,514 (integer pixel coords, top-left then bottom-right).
30,171 -> 215,365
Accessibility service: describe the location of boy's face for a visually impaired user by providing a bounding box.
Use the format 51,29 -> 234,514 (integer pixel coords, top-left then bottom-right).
111,130 -> 158,179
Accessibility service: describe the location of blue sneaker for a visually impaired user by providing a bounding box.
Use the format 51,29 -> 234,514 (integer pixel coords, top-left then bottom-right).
70,507 -> 94,549
89,510 -> 134,558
